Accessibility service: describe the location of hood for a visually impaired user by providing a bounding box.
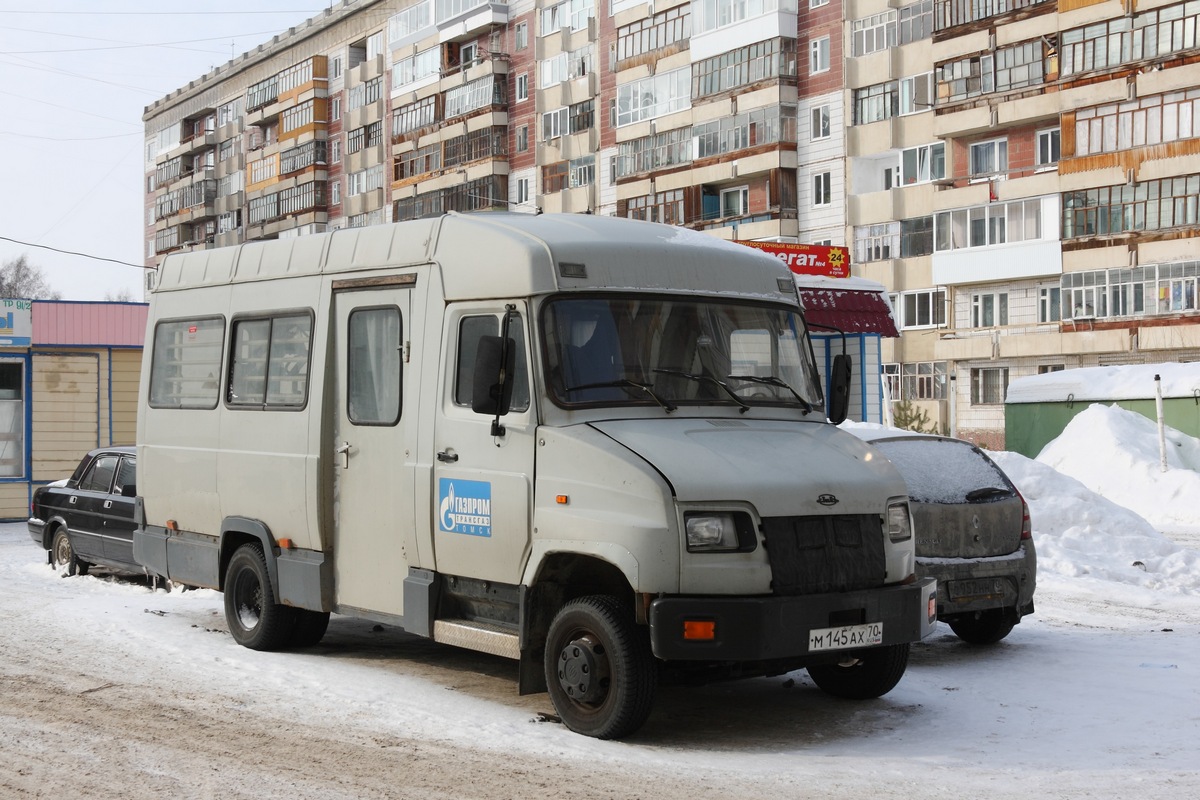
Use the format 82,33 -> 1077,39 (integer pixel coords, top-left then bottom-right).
590,417 -> 906,517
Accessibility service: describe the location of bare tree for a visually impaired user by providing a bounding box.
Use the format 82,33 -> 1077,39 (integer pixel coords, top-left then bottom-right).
104,287 -> 136,302
0,255 -> 61,300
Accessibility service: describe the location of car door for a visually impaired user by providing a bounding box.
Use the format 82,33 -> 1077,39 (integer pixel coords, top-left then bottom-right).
330,279 -> 422,617
431,303 -> 536,585
70,453 -> 120,563
102,455 -> 138,568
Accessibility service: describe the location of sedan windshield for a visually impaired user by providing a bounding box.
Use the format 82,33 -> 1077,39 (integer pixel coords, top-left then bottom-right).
542,295 -> 823,411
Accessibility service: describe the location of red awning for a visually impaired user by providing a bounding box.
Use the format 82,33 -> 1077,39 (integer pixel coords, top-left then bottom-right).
797,287 -> 900,337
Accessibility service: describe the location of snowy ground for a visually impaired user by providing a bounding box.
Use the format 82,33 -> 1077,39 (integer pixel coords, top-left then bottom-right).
2,404 -> 1198,799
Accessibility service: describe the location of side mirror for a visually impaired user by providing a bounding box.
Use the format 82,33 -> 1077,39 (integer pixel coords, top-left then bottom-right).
827,353 -> 852,425
121,483 -> 137,498
472,335 -> 515,416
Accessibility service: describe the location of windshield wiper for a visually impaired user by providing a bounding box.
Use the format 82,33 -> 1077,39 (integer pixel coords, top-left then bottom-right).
727,374 -> 814,415
965,486 -> 1013,502
564,379 -> 677,413
651,369 -> 750,413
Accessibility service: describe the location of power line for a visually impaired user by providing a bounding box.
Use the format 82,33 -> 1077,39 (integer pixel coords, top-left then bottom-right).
0,29 -> 294,56
0,130 -> 140,141
0,235 -> 151,270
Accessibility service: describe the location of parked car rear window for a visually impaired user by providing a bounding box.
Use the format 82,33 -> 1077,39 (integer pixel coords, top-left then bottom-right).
79,455 -> 118,493
871,438 -> 1012,504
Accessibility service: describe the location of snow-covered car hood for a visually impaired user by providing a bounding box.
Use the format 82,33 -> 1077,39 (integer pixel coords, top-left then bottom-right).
589,417 -> 907,517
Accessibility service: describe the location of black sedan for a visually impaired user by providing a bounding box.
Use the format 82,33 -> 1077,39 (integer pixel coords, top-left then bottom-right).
29,446 -> 159,582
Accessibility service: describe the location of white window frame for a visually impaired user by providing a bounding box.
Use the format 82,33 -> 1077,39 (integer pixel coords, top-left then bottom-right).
810,37 -> 830,74
515,21 -> 528,49
898,72 -> 933,115
900,142 -> 945,185
721,185 -> 749,217
517,73 -> 529,101
971,367 -> 1009,405
897,288 -> 946,329
971,291 -> 1009,328
1038,285 -> 1061,323
543,107 -> 568,140
1036,127 -> 1061,169
517,177 -> 531,204
813,171 -> 832,207
969,138 -> 1008,181
811,105 -> 831,140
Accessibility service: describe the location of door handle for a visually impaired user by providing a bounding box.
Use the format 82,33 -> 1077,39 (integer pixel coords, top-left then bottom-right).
103,500 -> 113,509
437,450 -> 459,463
69,496 -> 77,505
335,441 -> 352,469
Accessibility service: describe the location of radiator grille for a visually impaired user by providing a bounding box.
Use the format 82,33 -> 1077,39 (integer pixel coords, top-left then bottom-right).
760,514 -> 886,595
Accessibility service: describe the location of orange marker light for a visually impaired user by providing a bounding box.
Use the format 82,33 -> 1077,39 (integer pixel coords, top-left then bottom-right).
683,620 -> 716,641
277,538 -> 293,550
555,495 -> 569,505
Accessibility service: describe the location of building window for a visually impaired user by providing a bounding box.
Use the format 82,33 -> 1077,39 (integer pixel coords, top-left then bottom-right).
517,125 -> 529,152
971,367 -> 1009,405
543,108 -> 567,140
810,37 -> 830,74
517,73 -> 528,101
1036,128 -> 1060,167
1039,364 -> 1065,374
721,186 -> 749,217
901,142 -> 945,184
970,138 -> 1008,180
1038,285 -> 1061,322
543,161 -> 569,193
616,5 -> 691,61
625,189 -> 685,224
0,361 -> 24,476
935,197 -> 1045,251
541,0 -> 594,34
902,361 -> 947,400
330,179 -> 340,206
330,137 -> 342,164
331,97 -> 341,121
896,289 -> 946,329
692,38 -> 798,100
329,56 -> 343,80
854,222 -> 898,262
1061,2 -> 1200,77
900,215 -> 934,257
616,66 -> 691,126
569,155 -> 595,188
515,21 -> 528,49
1063,174 -> 1200,239
811,0 -> 829,7
971,292 -> 1009,327
811,105 -> 830,140
813,172 -> 832,206
1073,90 -> 1200,157
392,47 -> 440,88
517,177 -> 531,205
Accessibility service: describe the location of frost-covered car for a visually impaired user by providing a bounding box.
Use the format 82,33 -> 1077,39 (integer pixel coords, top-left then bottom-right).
28,446 -> 150,578
851,431 -> 1036,644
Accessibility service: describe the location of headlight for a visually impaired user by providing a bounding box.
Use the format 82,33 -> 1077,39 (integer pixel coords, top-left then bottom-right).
685,512 -> 755,552
886,501 -> 912,543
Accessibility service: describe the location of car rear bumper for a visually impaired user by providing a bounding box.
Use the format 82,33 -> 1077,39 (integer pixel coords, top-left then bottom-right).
28,519 -> 46,548
919,540 -> 1036,621
648,577 -> 937,662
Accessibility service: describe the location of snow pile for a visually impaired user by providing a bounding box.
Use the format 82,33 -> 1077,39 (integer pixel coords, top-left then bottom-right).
989,449 -> 1200,594
1006,361 -> 1200,403
1033,403 -> 1200,533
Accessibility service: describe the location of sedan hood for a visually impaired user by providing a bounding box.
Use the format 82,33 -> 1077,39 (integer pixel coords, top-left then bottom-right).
590,417 -> 906,517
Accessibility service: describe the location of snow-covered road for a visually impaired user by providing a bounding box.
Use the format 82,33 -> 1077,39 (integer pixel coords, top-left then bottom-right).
2,520 -> 1197,800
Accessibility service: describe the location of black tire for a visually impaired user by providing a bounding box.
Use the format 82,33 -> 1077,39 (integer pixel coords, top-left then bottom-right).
949,611 -> 1016,645
808,643 -> 910,699
289,609 -> 331,648
544,595 -> 656,739
223,544 -> 296,651
51,528 -> 88,576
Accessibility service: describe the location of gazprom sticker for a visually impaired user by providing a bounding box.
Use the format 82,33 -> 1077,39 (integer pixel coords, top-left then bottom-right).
438,479 -> 492,537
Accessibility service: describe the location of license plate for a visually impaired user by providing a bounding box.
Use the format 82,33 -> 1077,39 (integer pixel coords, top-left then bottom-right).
808,622 -> 883,652
947,578 -> 1003,600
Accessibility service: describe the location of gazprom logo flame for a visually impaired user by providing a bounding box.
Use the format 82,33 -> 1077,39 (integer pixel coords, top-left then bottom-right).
438,478 -> 493,537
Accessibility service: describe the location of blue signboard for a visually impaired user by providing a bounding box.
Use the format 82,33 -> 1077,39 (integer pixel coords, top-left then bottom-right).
438,478 -> 493,537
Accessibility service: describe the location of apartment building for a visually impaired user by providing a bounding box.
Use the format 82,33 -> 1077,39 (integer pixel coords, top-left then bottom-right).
845,0 -> 1200,447
143,0 -> 1200,446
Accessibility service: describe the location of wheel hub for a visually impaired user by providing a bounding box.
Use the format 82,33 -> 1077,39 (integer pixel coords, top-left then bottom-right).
556,634 -> 610,705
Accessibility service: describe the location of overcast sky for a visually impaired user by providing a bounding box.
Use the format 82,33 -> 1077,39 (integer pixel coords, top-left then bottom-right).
0,2 -> 331,302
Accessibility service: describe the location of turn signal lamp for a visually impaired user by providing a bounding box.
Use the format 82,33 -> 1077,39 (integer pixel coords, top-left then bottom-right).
683,620 -> 716,641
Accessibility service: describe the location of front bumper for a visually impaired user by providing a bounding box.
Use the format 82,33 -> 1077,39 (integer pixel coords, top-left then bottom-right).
919,541 -> 1036,621
648,577 -> 937,662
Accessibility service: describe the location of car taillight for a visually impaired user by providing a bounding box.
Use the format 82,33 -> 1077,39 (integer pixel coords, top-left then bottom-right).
1018,492 -> 1032,540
